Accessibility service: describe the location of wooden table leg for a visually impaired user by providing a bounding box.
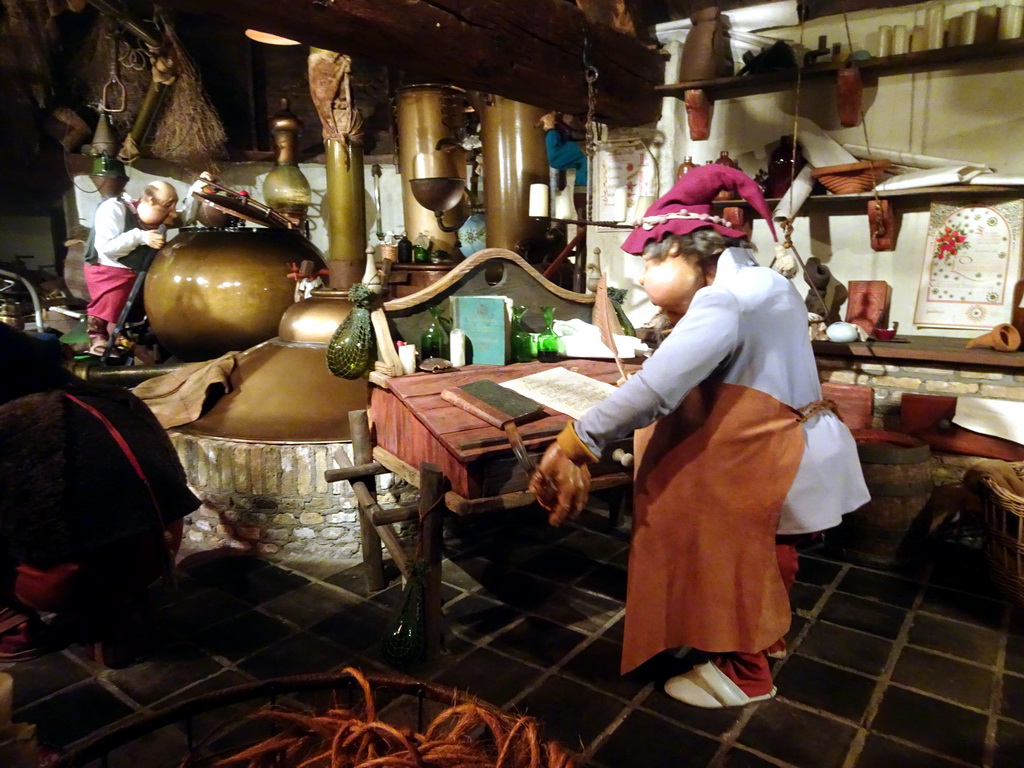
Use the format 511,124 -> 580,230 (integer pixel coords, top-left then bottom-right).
350,410 -> 386,592
418,462 -> 444,661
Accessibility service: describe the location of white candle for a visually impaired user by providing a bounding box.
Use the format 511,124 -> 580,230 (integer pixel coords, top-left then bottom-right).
398,344 -> 417,375
960,11 -> 978,44
449,329 -> 466,367
909,25 -> 928,52
877,25 -> 893,56
892,25 -> 909,54
999,3 -> 1024,39
925,4 -> 945,48
528,183 -> 549,218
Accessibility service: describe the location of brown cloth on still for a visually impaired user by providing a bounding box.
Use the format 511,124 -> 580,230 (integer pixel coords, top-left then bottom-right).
963,459 -> 1024,499
131,352 -> 241,428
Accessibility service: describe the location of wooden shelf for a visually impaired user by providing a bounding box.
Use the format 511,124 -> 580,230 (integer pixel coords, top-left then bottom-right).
714,185 -> 1024,214
813,335 -> 1024,369
658,38 -> 1024,100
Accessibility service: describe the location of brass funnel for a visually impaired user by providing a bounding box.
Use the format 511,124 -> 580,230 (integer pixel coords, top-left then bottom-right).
409,177 -> 466,213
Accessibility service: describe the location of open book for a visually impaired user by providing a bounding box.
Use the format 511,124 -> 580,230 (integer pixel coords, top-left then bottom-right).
499,367 -> 618,420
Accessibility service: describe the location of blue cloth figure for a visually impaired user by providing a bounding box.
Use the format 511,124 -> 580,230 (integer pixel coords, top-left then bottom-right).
542,114 -> 588,188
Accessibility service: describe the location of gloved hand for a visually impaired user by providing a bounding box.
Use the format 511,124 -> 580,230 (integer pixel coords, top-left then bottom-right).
529,423 -> 597,526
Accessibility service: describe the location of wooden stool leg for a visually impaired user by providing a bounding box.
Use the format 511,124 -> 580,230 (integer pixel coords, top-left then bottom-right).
418,462 -> 444,661
350,410 -> 385,592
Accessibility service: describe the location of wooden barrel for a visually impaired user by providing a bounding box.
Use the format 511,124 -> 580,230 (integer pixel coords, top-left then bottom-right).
827,429 -> 934,569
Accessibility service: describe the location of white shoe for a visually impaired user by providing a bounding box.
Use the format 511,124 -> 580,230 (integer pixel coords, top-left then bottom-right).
664,661 -> 776,709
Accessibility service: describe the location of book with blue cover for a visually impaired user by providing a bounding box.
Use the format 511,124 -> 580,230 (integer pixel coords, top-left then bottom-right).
452,296 -> 509,365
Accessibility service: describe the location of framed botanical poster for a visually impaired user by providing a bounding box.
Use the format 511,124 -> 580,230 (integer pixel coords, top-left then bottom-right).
914,200 -> 1024,330
594,139 -> 657,230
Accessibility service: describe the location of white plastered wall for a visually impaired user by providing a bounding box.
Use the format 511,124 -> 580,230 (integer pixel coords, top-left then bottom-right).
591,1 -> 1024,337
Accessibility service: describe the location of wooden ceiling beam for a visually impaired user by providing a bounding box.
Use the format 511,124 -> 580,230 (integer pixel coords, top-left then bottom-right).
156,0 -> 665,126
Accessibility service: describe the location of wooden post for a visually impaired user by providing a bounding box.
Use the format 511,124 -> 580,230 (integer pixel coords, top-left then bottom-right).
350,410 -> 385,592
418,462 -> 445,661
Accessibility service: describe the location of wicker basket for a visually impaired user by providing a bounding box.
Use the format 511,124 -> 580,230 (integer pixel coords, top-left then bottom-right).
979,462 -> 1024,607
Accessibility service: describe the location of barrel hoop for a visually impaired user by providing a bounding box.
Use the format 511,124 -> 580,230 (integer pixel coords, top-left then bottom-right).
865,480 -> 935,498
857,442 -> 932,464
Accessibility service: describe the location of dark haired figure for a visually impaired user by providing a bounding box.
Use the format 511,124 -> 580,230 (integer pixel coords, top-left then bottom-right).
0,325 -> 199,664
530,165 -> 868,707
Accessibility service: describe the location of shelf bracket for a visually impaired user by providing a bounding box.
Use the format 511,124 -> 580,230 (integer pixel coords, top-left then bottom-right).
868,199 -> 898,251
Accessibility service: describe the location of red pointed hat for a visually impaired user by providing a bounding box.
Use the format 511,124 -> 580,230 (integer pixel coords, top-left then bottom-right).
621,164 -> 777,255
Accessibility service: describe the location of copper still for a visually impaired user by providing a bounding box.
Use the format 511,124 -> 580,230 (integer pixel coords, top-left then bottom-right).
145,226 -> 326,362
396,84 -> 468,254
477,95 -> 548,251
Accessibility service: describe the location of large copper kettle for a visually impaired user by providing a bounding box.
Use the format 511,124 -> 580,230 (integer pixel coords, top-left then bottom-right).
145,227 -> 325,362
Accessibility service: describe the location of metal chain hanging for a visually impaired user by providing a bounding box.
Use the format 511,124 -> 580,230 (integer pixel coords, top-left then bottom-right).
582,27 -> 599,224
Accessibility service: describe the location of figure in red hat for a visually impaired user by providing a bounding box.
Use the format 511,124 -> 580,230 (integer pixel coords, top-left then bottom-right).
530,164 -> 868,708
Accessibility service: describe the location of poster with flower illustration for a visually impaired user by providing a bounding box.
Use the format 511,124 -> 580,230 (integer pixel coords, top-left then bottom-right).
914,200 -> 1024,330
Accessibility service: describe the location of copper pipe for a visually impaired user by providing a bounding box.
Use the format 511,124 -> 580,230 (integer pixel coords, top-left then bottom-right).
66,361 -> 194,387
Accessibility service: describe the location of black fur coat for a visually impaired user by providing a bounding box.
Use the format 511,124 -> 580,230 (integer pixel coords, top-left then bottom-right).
0,385 -> 200,567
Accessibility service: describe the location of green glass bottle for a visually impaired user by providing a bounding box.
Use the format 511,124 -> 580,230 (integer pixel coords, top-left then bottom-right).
420,305 -> 450,359
510,305 -> 534,363
537,305 -> 561,362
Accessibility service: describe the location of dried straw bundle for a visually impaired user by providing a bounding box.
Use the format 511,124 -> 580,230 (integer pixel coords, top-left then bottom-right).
148,21 -> 225,172
201,668 -> 576,768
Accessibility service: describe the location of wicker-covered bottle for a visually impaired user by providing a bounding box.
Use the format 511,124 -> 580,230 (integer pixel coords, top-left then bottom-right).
326,283 -> 377,379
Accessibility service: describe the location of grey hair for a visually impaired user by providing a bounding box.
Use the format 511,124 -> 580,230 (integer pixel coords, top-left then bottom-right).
642,229 -> 750,270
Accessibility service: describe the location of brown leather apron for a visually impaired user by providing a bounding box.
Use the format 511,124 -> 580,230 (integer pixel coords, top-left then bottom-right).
621,381 -> 806,674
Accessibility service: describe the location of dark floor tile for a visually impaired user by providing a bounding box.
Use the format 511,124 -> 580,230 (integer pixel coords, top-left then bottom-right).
774,655 -> 875,721
919,585 -> 1006,631
237,632 -> 350,679
996,717 -> 1024,768
309,608 -> 391,653
602,616 -> 625,644
18,680 -> 136,749
718,747 -> 788,767
790,582 -> 824,613
561,637 -> 648,701
201,560 -> 309,605
608,547 -> 630,569
837,568 -> 921,608
62,723 -> 187,768
276,556 -> 350,582
891,646 -> 994,710
518,674 -> 625,752
817,592 -> 907,639
739,700 -> 856,768
517,546 -> 597,583
183,553 -> 269,584
260,582 -> 366,627
155,669 -> 262,746
558,527 -> 629,562
474,570 -> 561,612
489,615 -> 588,666
873,686 -> 987,764
1006,634 -> 1024,675
908,612 -> 1002,667
640,684 -> 745,738
528,586 -> 622,633
433,647 -> 541,706
440,556 -> 489,592
594,708 -> 720,768
795,556 -> 843,586
796,621 -> 892,677
855,734 -> 965,768
575,562 -> 628,602
1010,606 -> 1024,637
8,651 -> 90,708
444,592 -> 521,639
105,643 -> 226,706
193,610 -> 293,661
323,561 -> 401,598
159,588 -> 254,636
1003,672 -> 1024,723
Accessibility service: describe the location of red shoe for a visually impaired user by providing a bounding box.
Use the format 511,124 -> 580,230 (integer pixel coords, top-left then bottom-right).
765,637 -> 787,659
0,617 -> 57,662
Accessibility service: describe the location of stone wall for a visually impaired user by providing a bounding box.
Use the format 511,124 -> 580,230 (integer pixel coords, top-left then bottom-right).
817,355 -> 1024,484
169,432 -> 402,561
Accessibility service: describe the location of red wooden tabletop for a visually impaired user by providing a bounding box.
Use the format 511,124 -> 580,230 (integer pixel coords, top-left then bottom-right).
384,360 -> 632,463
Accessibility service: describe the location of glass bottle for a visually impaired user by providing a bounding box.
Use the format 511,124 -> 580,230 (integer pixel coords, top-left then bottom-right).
262,99 -> 312,223
419,305 -> 450,359
396,234 -> 413,264
537,305 -> 562,362
767,134 -> 806,199
412,244 -> 431,264
510,305 -> 534,363
675,156 -> 696,179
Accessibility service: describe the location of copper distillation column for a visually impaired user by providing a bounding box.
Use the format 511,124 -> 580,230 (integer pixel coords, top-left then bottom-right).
395,84 -> 468,254
477,95 -> 548,252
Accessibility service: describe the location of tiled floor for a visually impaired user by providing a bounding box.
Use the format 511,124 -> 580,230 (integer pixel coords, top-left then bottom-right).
10,506 -> 1024,768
